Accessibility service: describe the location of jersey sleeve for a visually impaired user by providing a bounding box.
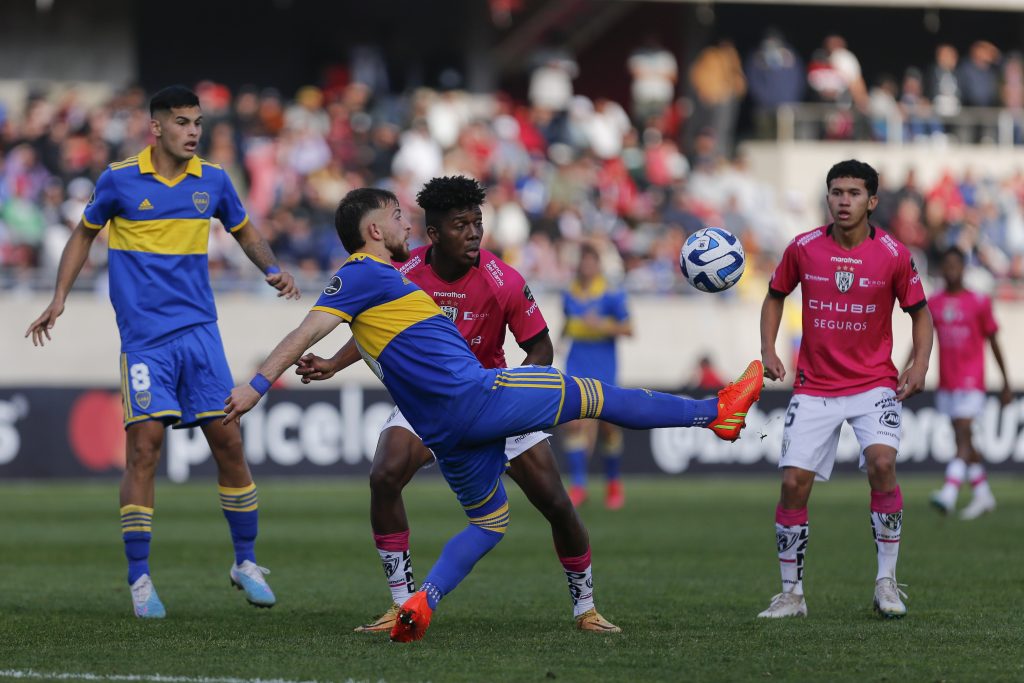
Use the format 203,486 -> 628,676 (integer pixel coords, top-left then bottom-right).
768,241 -> 800,296
214,170 -> 249,232
311,263 -> 380,322
502,269 -> 548,345
981,296 -> 999,337
81,169 -> 120,229
895,250 -> 927,312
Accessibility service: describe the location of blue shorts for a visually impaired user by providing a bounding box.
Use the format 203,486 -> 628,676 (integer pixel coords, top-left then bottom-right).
119,323 -> 234,429
434,365 -> 591,507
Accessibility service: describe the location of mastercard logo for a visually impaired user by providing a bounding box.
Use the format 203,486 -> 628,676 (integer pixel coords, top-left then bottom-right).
68,391 -> 126,471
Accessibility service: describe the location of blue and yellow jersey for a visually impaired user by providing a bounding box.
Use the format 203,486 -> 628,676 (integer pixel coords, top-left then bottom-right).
82,146 -> 249,351
562,276 -> 629,384
312,253 -> 488,449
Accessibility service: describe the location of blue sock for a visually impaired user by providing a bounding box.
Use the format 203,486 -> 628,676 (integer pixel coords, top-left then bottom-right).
604,454 -> 621,481
120,504 -> 153,584
220,484 -> 258,565
567,448 -> 588,487
562,377 -> 719,428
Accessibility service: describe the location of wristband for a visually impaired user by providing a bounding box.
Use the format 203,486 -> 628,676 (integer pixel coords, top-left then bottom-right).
265,265 -> 281,275
249,373 -> 272,395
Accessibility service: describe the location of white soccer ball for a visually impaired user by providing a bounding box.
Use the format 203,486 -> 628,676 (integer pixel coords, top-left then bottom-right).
679,227 -> 746,293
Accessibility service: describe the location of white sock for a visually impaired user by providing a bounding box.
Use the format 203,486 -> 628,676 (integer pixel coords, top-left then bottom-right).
378,548 -> 415,606
941,458 -> 966,500
776,522 -> 808,595
870,510 -> 901,581
967,463 -> 993,499
563,565 -> 594,617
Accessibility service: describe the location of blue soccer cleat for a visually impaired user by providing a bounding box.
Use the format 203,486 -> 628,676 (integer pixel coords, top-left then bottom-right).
130,574 -> 166,619
230,560 -> 276,608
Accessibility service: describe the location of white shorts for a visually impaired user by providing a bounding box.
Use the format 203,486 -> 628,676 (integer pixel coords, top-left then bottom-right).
380,406 -> 551,461
936,390 -> 986,420
780,387 -> 902,481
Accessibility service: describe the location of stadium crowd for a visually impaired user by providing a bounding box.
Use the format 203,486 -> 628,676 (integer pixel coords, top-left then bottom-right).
2,30 -> 1024,297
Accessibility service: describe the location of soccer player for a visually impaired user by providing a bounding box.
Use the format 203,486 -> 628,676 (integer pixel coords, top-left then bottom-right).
25,86 -> 299,618
757,159 -> 932,619
222,186 -> 763,642
295,176 -> 620,632
559,243 -> 632,509
928,246 -> 1011,519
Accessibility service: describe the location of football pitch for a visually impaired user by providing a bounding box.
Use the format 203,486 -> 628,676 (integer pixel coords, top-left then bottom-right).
1,476 -> 1021,683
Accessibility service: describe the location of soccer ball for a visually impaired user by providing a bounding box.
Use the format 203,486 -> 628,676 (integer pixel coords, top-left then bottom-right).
679,227 -> 745,293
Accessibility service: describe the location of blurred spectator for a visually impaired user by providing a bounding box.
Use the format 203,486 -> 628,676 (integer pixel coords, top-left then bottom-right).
868,74 -> 901,141
745,28 -> 805,139
927,44 -> 962,121
899,67 -> 942,140
627,37 -> 678,129
689,354 -> 726,391
528,40 -> 578,145
1001,51 -> 1024,144
687,39 -> 746,158
958,40 -> 1002,142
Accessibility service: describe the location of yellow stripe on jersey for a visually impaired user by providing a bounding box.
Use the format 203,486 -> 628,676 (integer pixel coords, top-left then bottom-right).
564,317 -> 618,340
350,290 -> 443,359
120,353 -> 132,420
83,217 -> 106,230
108,217 -> 210,255
573,378 -> 605,419
310,305 -> 353,322
468,502 -> 510,534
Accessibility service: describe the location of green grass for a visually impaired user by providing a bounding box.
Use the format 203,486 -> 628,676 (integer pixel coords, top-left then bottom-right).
0,476 -> 1022,683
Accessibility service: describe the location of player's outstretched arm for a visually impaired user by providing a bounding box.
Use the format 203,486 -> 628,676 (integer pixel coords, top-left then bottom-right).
897,305 -> 934,401
295,337 -> 362,384
231,222 -> 301,300
988,331 -> 1013,406
223,310 -> 341,424
760,293 -> 787,381
25,221 -> 100,347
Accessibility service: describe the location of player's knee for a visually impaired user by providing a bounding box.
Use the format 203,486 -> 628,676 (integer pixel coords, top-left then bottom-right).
368,459 -> 407,496
126,442 -> 161,475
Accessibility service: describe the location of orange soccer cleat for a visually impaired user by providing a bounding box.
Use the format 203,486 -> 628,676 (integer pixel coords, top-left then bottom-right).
390,591 -> 434,643
708,360 -> 764,442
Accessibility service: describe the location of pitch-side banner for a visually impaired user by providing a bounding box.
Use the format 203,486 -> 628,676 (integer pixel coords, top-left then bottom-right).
1,387 -> 1023,481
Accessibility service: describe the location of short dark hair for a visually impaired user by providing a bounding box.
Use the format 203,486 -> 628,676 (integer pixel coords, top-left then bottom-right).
826,159 -> 879,196
941,245 -> 967,263
149,86 -> 200,116
416,176 -> 487,230
334,187 -> 398,254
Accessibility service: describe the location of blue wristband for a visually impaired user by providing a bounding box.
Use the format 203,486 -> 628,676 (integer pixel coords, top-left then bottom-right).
265,265 -> 281,275
249,373 -> 272,396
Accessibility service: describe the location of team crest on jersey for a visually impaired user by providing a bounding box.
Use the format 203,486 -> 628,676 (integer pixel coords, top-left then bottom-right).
323,276 -> 342,295
441,305 -> 459,322
834,269 -> 854,293
135,391 -> 151,410
192,191 -> 210,214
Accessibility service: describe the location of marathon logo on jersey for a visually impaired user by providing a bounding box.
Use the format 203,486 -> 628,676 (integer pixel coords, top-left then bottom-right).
192,191 -> 210,214
441,305 -> 459,323
880,410 -> 901,429
830,256 -> 863,265
834,269 -> 854,293
323,276 -> 342,295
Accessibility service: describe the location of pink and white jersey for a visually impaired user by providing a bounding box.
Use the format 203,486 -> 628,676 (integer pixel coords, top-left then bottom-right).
769,225 -> 927,397
396,245 -> 548,369
929,289 -> 997,391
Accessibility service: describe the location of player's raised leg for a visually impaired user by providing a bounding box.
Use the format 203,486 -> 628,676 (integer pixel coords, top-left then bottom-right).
121,420 -> 167,618
507,440 -> 620,632
758,466 -> 812,618
357,422 -> 434,632
204,419 -> 275,608
865,444 -> 907,618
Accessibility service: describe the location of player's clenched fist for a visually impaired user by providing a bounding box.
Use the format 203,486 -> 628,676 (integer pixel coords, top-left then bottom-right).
295,353 -> 337,384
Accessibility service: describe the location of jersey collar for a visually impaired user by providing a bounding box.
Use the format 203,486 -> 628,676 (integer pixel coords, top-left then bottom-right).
826,223 -> 876,239
137,145 -> 204,181
345,251 -> 393,266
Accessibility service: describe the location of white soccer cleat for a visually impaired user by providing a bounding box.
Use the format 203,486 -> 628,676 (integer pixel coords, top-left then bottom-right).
230,560 -> 276,608
873,577 -> 907,618
959,491 -> 996,520
929,488 -> 956,515
757,592 -> 807,618
130,574 -> 166,619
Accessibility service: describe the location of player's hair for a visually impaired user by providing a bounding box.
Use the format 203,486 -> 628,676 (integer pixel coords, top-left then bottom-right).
149,86 -> 200,116
416,176 -> 487,230
941,245 -> 967,263
825,159 -> 879,196
334,187 -> 398,254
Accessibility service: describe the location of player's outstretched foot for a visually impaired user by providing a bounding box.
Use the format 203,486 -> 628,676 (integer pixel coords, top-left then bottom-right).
130,574 -> 166,619
757,592 -> 807,618
575,608 -> 621,633
959,491 -> 996,520
873,577 -> 907,618
390,591 -> 433,642
230,560 -> 276,608
929,489 -> 955,515
605,481 -> 625,511
569,485 -> 588,508
353,603 -> 400,633
708,360 -> 764,442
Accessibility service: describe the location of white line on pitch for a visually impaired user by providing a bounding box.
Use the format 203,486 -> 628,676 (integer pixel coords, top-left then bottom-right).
0,671 -> 348,683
